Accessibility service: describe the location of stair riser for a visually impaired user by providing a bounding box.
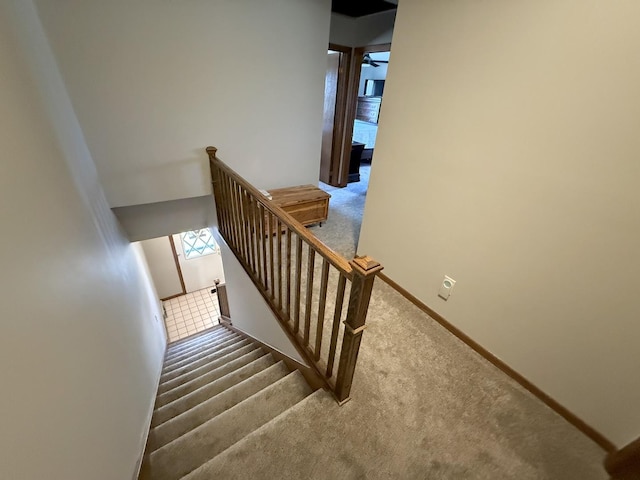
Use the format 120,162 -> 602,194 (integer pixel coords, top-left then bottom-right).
162,335 -> 242,374
148,360 -> 289,451
165,330 -> 232,359
154,345 -> 263,409
151,349 -> 270,427
158,340 -> 252,394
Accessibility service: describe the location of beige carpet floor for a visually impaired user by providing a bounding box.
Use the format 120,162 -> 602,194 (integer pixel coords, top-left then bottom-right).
193,278 -> 607,479
213,166 -> 609,479
150,165 -> 608,478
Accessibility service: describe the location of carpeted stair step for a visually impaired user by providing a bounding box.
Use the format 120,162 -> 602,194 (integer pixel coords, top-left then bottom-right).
163,330 -> 234,363
165,326 -> 226,356
147,360 -> 291,451
163,334 -> 239,372
152,353 -> 276,428
164,329 -> 234,361
154,346 -> 264,409
161,336 -> 244,380
162,332 -> 234,370
180,388 -> 331,480
147,370 -> 312,480
157,340 -> 255,396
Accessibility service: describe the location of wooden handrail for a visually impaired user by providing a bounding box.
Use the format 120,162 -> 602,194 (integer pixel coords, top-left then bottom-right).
207,147 -> 354,278
207,146 -> 382,403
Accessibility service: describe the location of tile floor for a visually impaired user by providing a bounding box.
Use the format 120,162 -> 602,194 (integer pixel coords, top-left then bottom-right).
163,287 -> 221,343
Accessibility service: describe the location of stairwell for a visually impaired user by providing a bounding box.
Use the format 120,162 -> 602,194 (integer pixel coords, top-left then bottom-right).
139,324 -> 326,479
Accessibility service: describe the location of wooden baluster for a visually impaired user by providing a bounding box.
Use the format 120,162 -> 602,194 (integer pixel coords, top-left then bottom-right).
218,170 -> 231,241
267,212 -> 275,298
240,190 -> 252,271
246,191 -> 256,273
303,247 -> 316,346
219,169 -> 231,240
251,196 -> 262,282
326,274 -> 347,378
223,172 -> 235,246
217,170 -> 231,243
236,183 -> 246,260
229,178 -> 240,253
285,227 -> 292,319
335,256 -> 383,403
277,218 -> 283,311
293,236 -> 303,333
209,165 -> 224,236
207,149 -> 228,239
260,204 -> 268,291
245,192 -> 253,272
238,186 -> 249,262
314,259 -> 330,361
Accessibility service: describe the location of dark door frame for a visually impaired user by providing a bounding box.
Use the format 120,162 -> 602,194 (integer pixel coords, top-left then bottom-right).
325,43 -> 352,186
329,42 -> 392,187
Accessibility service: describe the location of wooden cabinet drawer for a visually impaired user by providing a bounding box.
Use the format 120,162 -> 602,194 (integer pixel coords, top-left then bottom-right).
267,185 -> 330,228
282,200 -> 328,226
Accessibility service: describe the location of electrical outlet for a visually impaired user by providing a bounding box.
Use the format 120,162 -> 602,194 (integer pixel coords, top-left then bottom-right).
438,275 -> 456,300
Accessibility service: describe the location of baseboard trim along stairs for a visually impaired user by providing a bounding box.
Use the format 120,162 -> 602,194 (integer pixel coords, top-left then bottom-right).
139,324 -> 321,479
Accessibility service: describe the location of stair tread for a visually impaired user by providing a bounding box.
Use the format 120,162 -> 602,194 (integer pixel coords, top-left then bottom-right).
148,360 -> 290,451
158,340 -> 255,396
148,371 -> 312,480
163,334 -> 241,371
160,336 -> 246,383
162,333 -> 235,364
151,352 -> 275,427
166,326 -> 225,352
154,345 -> 264,410
180,389 -> 331,480
165,328 -> 233,356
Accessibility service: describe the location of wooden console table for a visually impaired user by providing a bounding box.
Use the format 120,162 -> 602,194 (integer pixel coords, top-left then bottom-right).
268,185 -> 330,227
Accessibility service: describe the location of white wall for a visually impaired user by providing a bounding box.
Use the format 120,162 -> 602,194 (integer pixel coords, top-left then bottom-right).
359,0 -> 640,448
114,195 -> 217,243
329,13 -> 357,46
329,11 -> 395,47
140,237 -> 184,300
358,56 -> 389,96
0,1 -> 166,479
35,0 -> 331,207
215,232 -> 305,364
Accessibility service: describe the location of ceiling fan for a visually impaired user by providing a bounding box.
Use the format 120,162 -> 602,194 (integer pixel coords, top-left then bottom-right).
362,53 -> 389,68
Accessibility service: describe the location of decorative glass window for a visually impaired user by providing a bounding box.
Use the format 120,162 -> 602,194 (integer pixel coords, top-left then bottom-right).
181,228 -> 219,259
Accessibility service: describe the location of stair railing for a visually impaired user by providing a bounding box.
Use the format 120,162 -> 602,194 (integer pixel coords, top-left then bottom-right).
207,146 -> 382,403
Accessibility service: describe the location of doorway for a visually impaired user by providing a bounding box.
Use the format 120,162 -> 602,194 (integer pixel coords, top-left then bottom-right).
137,228 -> 226,342
314,43 -> 391,258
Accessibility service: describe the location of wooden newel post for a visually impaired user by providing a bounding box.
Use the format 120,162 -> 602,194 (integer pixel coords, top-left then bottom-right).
206,146 -> 218,158
335,255 -> 383,403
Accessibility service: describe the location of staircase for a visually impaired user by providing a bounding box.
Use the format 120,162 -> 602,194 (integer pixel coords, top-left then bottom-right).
139,324 -> 320,479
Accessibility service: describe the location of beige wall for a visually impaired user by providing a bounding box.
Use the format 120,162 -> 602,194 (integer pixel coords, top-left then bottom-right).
0,1 -> 166,478
35,0 -> 331,207
359,0 -> 640,448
